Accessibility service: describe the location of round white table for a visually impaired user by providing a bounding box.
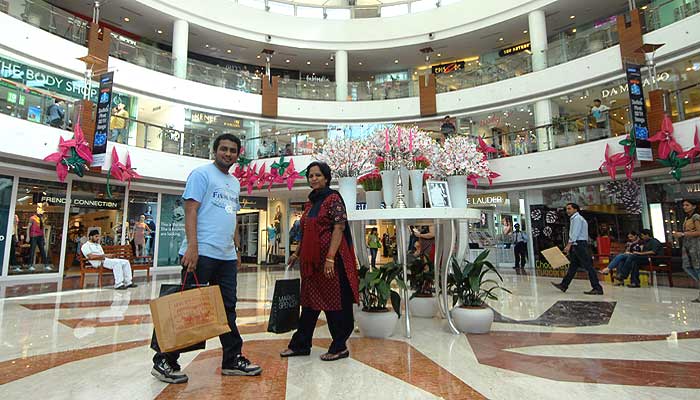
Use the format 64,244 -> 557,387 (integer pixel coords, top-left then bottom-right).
347,207 -> 481,337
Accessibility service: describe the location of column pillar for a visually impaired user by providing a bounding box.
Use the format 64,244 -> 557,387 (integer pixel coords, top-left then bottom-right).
335,50 -> 348,101
172,19 -> 189,79
529,10 -> 553,151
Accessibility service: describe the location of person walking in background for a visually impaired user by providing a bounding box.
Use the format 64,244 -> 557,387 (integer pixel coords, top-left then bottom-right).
46,99 -> 65,128
512,223 -> 527,270
382,232 -> 390,258
367,227 -> 381,269
151,133 -> 262,384
600,231 -> 641,275
551,203 -> 604,295
281,161 -> 359,362
673,199 -> 700,302
440,115 -> 456,142
591,99 -> 610,129
110,103 -> 130,144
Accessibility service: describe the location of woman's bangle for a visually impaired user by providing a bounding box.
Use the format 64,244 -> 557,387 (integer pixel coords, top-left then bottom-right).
325,258 -> 335,264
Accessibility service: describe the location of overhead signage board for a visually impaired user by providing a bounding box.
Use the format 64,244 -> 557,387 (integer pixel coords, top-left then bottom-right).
625,64 -> 653,161
431,61 -> 465,75
92,72 -> 114,167
499,42 -> 531,57
467,192 -> 508,207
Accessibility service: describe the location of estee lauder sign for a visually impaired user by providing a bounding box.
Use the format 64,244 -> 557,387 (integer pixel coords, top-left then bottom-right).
467,192 -> 508,206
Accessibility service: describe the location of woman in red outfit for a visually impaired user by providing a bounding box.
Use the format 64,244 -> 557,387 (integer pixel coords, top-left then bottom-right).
280,161 -> 359,361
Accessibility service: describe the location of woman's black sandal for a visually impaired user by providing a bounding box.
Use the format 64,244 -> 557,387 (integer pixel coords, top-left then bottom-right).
320,350 -> 350,361
280,348 -> 311,357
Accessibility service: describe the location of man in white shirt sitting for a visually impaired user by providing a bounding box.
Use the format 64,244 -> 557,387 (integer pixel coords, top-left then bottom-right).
81,230 -> 136,290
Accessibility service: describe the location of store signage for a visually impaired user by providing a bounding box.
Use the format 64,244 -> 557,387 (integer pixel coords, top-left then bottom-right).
240,196 -> 268,210
686,183 -> 700,194
39,195 -> 120,210
625,64 -> 653,162
467,192 -> 508,206
190,111 -> 241,128
92,72 -> 114,167
499,42 -> 531,57
0,55 -> 98,100
110,32 -> 137,46
431,61 -> 465,75
600,72 -> 670,99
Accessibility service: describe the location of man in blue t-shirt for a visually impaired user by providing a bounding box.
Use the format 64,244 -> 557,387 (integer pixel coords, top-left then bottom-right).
151,134 -> 262,384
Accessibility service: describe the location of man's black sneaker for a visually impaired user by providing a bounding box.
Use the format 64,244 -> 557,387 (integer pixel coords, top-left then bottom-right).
584,289 -> 604,295
551,282 -> 567,293
168,359 -> 182,372
152,357 -> 188,384
222,355 -> 262,376
626,284 -> 641,288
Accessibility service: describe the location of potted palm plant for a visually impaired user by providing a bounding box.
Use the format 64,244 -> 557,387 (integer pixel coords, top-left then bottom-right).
407,253 -> 436,318
447,250 -> 511,334
357,263 -> 406,338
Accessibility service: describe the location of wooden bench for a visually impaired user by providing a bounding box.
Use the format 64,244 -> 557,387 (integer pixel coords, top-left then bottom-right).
79,244 -> 152,288
593,243 -> 674,287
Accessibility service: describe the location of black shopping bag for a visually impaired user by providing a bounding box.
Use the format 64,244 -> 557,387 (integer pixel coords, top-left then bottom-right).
150,282 -> 208,353
267,278 -> 301,334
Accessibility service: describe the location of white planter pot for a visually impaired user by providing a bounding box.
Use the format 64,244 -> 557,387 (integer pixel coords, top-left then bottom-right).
409,296 -> 437,318
365,191 -> 382,209
447,175 -> 468,208
409,169 -> 424,208
338,176 -> 357,212
399,166 -> 410,195
380,170 -> 397,209
451,306 -> 494,334
357,309 -> 399,338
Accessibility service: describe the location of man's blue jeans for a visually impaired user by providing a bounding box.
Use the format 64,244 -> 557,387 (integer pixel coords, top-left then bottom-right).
617,255 -> 647,285
111,128 -> 127,143
606,254 -> 629,272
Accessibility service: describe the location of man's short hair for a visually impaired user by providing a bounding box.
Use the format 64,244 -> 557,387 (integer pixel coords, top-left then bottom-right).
640,228 -> 653,236
212,134 -> 241,154
566,202 -> 580,211
593,99 -> 602,103
89,229 -> 99,237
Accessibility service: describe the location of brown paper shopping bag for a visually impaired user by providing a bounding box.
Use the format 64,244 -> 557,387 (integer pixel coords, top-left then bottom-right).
150,283 -> 231,353
541,246 -> 570,269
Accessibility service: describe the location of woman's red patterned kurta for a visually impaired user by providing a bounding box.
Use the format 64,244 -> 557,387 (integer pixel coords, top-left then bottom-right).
299,193 -> 359,311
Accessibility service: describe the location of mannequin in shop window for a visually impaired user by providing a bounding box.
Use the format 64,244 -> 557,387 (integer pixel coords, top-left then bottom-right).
26,203 -> 52,272
132,215 -> 153,257
146,215 -> 156,255
10,214 -> 19,272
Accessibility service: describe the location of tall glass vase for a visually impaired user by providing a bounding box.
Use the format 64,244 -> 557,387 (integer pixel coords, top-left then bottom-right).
447,175 -> 468,208
380,170 -> 396,209
338,176 -> 357,212
409,169 -> 424,208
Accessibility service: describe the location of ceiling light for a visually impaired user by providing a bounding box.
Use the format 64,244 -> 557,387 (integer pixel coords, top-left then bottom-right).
358,62 -> 363,65
306,60 -> 311,65
256,55 -> 261,59
437,53 -> 442,57
499,37 -> 504,41
523,30 -> 528,34
205,44 -> 210,48
227,49 -> 232,53
570,15 -> 575,19
394,59 -> 399,64
686,100 -> 690,104
123,17 -> 130,22
285,59 -> 290,63
572,28 -> 577,33
157,29 -> 163,34
325,62 -> 329,66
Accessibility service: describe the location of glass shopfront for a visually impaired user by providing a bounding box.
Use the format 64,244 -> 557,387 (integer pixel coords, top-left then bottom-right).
127,191 -> 158,258
183,110 -> 256,159
0,175 -> 12,269
10,178 -> 67,275
63,181 -> 125,275
158,193 -> 185,267
644,174 -> 700,247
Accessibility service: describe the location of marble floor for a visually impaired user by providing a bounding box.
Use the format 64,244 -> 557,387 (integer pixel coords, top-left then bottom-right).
1,268 -> 700,399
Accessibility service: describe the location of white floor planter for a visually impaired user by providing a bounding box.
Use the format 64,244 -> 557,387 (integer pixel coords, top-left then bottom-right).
366,191 -> 382,209
380,171 -> 396,208
447,175 -> 468,208
409,296 -> 437,318
451,306 -> 494,334
338,176 -> 357,212
357,309 -> 399,338
409,169 -> 424,208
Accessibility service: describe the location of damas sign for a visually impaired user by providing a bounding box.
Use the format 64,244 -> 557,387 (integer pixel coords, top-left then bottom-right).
601,72 -> 670,99
467,192 -> 508,207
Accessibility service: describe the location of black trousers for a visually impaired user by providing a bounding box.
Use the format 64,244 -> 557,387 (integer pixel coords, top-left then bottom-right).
10,235 -> 17,265
29,236 -> 47,265
514,242 -> 527,268
561,243 -> 602,291
288,260 -> 354,354
153,256 -> 243,367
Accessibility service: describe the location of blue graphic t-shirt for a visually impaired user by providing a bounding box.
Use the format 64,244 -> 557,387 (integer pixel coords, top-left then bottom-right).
179,163 -> 241,261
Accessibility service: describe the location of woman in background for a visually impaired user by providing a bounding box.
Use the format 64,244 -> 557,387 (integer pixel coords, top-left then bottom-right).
672,199 -> 700,303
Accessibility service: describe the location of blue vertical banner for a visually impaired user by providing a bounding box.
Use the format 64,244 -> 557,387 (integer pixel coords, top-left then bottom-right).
92,72 -> 114,167
625,64 -> 652,161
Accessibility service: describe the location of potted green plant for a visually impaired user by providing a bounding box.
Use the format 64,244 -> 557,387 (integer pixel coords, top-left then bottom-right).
407,253 -> 436,318
447,250 -> 511,333
357,263 -> 406,338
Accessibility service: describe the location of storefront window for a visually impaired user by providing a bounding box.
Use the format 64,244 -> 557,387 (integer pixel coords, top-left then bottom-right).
126,191 -> 158,258
10,178 -> 67,275
158,194 -> 185,266
0,175 -> 12,270
63,181 -> 125,275
183,110 -> 253,159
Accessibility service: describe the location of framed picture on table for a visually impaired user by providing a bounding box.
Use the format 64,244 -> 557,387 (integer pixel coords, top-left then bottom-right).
426,180 -> 451,208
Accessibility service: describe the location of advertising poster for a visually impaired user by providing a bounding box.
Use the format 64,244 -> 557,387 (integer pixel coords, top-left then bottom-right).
158,194 -> 185,266
92,72 -> 114,167
625,64 -> 653,161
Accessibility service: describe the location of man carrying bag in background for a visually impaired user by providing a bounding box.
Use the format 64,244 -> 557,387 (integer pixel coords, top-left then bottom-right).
150,134 -> 263,384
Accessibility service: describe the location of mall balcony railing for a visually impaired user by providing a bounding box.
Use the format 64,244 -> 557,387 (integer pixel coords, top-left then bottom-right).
5,0 -> 700,102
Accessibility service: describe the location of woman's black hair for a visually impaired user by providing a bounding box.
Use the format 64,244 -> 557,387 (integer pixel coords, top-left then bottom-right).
305,161 -> 332,187
627,231 -> 639,237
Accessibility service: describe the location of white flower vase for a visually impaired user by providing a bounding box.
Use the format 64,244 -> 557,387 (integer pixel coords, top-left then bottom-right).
366,191 -> 382,209
380,171 -> 396,209
447,175 -> 468,208
409,169 -> 424,208
338,177 -> 358,212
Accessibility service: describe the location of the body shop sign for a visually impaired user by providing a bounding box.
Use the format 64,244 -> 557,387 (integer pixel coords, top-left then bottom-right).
92,72 -> 114,167
0,55 -> 97,100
